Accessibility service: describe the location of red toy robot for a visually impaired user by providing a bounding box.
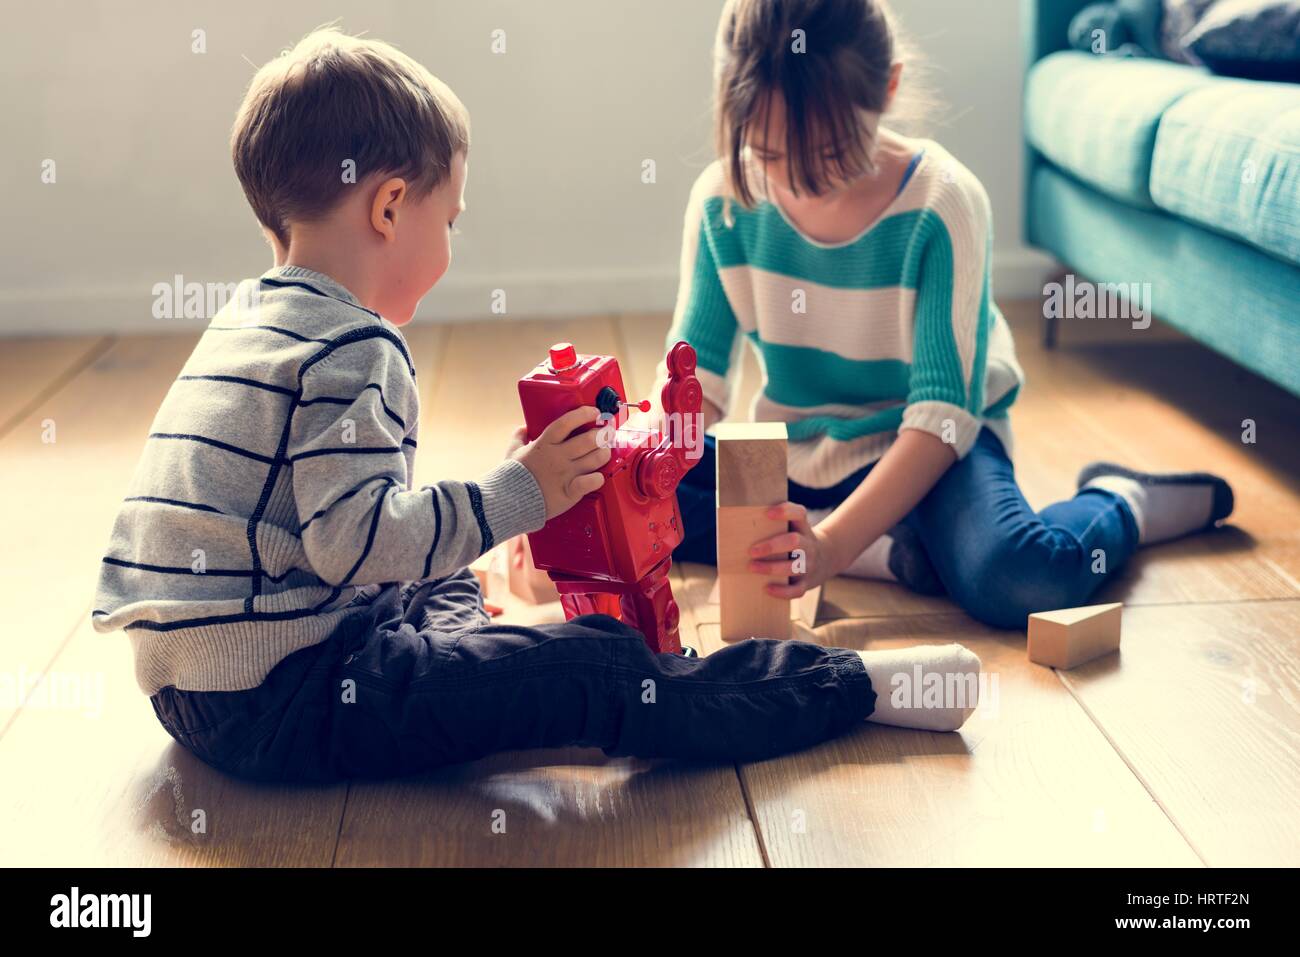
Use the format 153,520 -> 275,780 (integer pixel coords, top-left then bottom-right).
518,340 -> 703,654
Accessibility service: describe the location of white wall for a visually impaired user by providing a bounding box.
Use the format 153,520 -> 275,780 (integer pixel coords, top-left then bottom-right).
0,0 -> 1047,337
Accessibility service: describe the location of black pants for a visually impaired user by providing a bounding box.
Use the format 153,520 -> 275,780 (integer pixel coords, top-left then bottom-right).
150,570 -> 877,783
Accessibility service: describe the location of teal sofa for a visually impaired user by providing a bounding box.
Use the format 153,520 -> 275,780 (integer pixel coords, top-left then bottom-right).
1023,0 -> 1300,397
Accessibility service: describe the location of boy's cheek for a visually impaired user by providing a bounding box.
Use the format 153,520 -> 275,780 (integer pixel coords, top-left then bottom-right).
425,243 -> 451,288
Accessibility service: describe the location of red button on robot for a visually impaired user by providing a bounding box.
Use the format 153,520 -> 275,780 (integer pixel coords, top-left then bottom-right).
518,341 -> 703,654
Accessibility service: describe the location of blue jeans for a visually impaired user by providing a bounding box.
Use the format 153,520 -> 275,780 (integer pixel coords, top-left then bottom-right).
676,427 -> 1140,629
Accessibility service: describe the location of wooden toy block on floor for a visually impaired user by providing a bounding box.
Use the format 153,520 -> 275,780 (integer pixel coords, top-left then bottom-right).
1027,602 -> 1122,670
715,422 -> 790,642
507,534 -> 560,605
470,550 -> 494,592
704,580 -> 820,627
795,584 -> 821,627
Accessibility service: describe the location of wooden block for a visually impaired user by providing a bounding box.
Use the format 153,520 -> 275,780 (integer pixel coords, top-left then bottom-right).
717,506 -> 790,641
716,422 -> 791,642
714,421 -> 788,507
507,534 -> 560,605
794,585 -> 821,627
470,550 -> 494,592
1028,602 -> 1122,670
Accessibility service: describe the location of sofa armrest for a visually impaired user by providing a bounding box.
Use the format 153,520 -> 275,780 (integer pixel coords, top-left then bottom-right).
1022,0 -> 1093,248
1022,0 -> 1093,68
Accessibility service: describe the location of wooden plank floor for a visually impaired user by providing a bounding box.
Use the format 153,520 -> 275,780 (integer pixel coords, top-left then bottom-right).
0,301 -> 1296,866
0,332 -> 351,866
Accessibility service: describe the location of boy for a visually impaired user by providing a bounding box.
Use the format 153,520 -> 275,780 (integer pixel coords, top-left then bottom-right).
92,28 -> 979,784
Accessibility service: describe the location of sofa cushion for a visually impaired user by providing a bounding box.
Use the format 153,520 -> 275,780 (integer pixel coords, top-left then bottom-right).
1025,51 -> 1216,206
1183,0 -> 1300,82
1151,78 -> 1300,266
1162,0 -> 1220,64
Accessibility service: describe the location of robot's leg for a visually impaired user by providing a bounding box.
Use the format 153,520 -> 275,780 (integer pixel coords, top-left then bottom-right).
552,568 -> 693,656
619,560 -> 684,656
559,592 -> 622,620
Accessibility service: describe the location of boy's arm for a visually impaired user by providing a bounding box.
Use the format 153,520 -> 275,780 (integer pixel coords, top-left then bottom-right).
289,337 -> 545,586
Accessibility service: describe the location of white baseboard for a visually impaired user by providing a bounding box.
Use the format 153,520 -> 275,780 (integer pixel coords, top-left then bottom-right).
0,248 -> 1056,337
993,247 -> 1058,300
409,266 -> 680,324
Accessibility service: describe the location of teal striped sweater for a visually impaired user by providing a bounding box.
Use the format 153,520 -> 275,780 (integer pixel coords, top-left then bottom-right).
666,140 -> 1024,489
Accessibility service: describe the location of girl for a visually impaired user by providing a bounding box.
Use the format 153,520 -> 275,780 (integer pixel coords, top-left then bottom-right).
668,0 -> 1234,627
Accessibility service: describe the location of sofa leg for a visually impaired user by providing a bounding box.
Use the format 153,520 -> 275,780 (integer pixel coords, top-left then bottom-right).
1043,311 -> 1059,350
1042,266 -> 1068,350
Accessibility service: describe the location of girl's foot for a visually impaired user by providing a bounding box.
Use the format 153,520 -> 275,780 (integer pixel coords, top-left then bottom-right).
1077,462 -> 1234,545
858,643 -> 981,732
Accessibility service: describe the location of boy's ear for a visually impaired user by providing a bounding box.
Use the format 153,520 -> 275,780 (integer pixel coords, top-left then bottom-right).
369,177 -> 408,241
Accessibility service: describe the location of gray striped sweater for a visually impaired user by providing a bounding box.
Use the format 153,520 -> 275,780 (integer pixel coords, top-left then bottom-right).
93,265 -> 546,694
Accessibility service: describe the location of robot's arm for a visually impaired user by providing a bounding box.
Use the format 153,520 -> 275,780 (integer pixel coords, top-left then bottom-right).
634,341 -> 704,499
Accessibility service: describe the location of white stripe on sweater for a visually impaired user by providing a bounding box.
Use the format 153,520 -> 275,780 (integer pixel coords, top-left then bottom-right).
718,266 -> 917,362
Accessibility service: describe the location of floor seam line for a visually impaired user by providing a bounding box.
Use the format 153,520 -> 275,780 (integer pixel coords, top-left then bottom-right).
1056,669 -> 1210,867
329,780 -> 353,868
0,605 -> 92,746
0,335 -> 116,440
735,764 -> 772,868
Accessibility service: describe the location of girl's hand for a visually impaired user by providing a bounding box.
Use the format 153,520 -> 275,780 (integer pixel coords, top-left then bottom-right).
747,502 -> 845,599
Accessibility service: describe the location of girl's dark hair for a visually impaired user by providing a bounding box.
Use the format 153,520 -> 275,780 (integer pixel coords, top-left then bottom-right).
713,0 -> 901,207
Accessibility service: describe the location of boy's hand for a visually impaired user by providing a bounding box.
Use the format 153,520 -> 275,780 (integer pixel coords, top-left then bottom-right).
513,406 -> 610,519
747,502 -> 845,599
504,426 -> 527,458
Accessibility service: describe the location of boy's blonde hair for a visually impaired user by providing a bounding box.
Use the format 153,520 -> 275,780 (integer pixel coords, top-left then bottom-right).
232,27 -> 469,247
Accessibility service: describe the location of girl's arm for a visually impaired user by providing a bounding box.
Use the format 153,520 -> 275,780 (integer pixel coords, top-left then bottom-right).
819,428 -> 955,564
751,168 -> 997,595
751,428 -> 955,598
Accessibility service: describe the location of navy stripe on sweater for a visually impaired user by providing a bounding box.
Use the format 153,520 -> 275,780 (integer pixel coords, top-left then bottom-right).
299,476 -> 387,532
150,432 -> 278,465
124,495 -> 225,515
260,277 -> 384,323
207,323 -> 333,345
298,382 -> 407,429
465,481 -> 492,551
339,479 -> 397,584
244,324 -> 415,611
177,374 -> 296,397
289,446 -> 404,462
102,556 -> 316,585
105,605 -> 344,633
421,487 -> 444,580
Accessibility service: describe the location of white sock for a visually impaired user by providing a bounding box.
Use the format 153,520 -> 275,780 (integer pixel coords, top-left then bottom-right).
858,643 -> 981,732
1083,475 -> 1214,545
805,508 -> 897,582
